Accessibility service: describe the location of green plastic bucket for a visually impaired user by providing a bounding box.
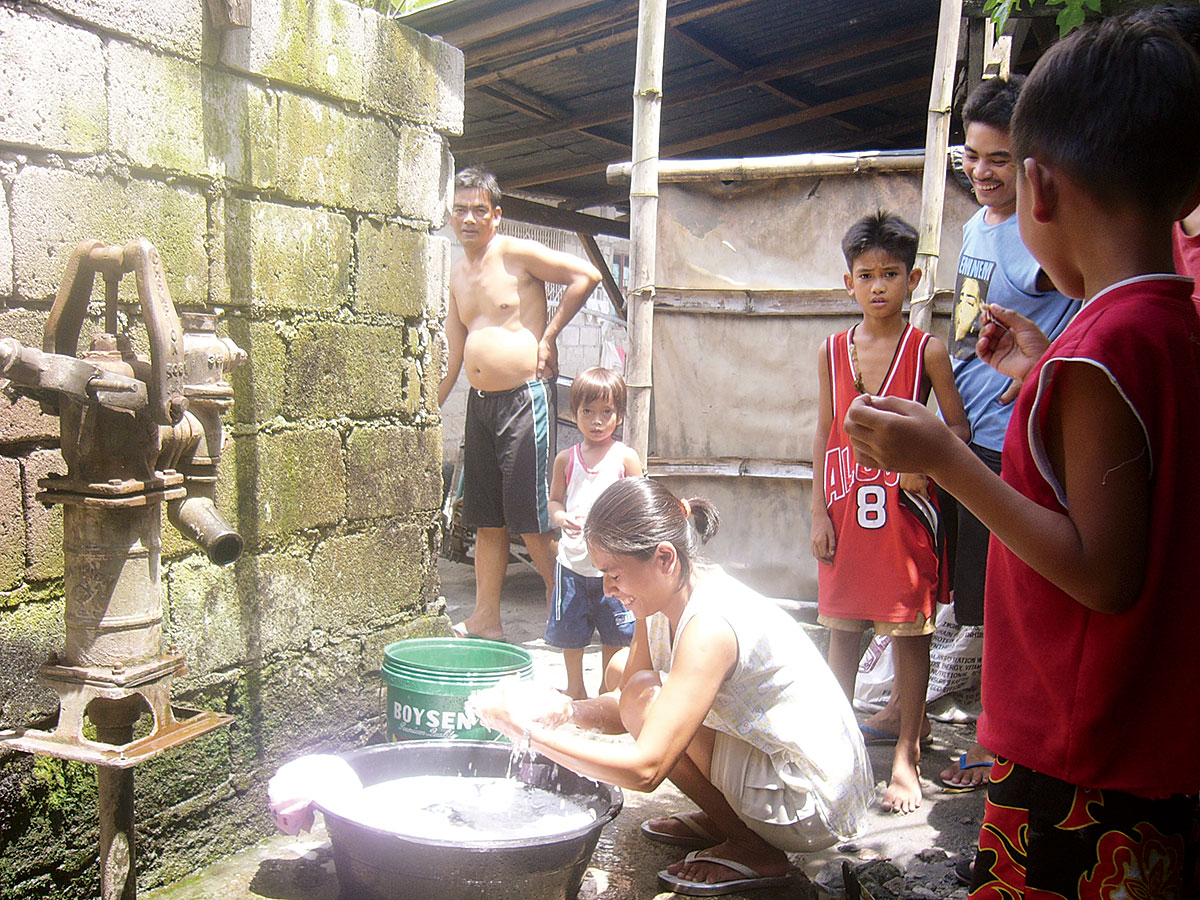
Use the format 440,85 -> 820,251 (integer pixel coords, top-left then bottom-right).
382,638 -> 534,741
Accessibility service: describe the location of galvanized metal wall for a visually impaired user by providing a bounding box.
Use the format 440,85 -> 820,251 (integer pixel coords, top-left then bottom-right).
649,171 -> 978,599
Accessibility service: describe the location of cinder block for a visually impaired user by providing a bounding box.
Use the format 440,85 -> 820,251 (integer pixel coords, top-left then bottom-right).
310,519 -> 433,631
345,425 -> 440,521
0,311 -> 63,444
226,319 -> 288,424
275,93 -> 398,213
396,126 -> 452,226
355,221 -> 431,317
22,450 -> 65,583
108,41 -> 205,175
37,0 -> 203,59
0,190 -> 10,297
164,555 -> 242,673
233,552 -> 318,656
0,8 -> 106,155
229,634 -> 373,762
202,71 -> 278,189
284,322 -> 417,420
427,235 -> 450,319
0,457 -> 24,591
0,598 -> 66,725
11,168 -> 208,306
232,427 -> 346,543
218,0 -> 368,105
362,13 -> 463,136
222,198 -> 351,311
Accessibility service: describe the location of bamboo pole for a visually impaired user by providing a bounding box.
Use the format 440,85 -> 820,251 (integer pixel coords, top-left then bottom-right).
625,0 -> 668,466
608,151 -> 926,184
910,0 -> 964,333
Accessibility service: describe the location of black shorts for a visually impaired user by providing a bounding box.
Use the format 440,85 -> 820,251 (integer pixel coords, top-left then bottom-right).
461,378 -> 555,535
943,443 -> 1002,626
970,757 -> 1200,898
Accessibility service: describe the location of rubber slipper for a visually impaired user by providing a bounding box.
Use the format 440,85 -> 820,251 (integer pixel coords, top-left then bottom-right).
859,724 -> 933,746
451,622 -> 507,642
640,812 -> 721,849
937,752 -> 994,792
656,851 -> 791,897
860,724 -> 900,744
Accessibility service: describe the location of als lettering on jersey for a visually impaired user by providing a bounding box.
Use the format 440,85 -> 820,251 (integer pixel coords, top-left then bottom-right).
824,445 -> 901,505
951,255 -> 996,361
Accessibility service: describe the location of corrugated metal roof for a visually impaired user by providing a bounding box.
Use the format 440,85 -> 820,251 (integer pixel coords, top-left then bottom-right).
399,0 -> 1057,211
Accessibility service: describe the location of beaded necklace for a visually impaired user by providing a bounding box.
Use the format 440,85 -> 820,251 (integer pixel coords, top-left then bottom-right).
849,327 -> 868,395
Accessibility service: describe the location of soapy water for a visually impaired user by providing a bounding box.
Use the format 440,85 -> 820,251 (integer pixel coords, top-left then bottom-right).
331,775 -> 597,841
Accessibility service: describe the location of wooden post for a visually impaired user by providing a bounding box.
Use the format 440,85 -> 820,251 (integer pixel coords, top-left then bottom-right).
626,0 -> 668,465
910,0 -> 963,333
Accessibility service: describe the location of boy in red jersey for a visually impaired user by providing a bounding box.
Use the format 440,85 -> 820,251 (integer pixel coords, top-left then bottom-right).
812,211 -> 969,814
844,16 -> 1200,896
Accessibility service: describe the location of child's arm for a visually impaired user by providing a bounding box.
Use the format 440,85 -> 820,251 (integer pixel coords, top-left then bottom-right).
621,444 -> 644,478
548,449 -> 573,531
924,335 -> 971,444
844,361 -> 1150,614
810,343 -> 837,565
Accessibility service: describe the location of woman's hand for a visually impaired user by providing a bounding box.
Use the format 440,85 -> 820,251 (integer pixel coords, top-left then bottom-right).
469,677 -> 573,740
559,513 -> 584,536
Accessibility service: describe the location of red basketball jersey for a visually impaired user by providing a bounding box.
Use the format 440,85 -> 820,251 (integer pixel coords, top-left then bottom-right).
818,325 -> 946,623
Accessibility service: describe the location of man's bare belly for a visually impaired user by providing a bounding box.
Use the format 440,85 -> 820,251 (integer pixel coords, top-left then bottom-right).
463,326 -> 541,391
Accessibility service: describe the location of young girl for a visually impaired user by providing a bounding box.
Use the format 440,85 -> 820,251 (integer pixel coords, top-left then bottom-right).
546,367 -> 642,699
474,478 -> 872,897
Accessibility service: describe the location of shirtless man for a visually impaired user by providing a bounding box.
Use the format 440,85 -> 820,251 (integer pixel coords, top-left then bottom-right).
439,167 -> 602,641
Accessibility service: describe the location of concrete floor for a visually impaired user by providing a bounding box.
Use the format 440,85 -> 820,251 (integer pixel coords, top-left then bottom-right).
143,558 -> 987,900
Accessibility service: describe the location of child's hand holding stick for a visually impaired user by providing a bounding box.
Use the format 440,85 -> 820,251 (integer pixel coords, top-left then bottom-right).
976,303 -> 1053,404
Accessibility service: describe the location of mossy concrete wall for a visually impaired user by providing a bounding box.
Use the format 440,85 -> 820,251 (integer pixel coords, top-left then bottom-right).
0,1 -> 462,897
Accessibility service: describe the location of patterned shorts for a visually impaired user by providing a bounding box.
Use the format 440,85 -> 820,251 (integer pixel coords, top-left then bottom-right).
969,757 -> 1200,899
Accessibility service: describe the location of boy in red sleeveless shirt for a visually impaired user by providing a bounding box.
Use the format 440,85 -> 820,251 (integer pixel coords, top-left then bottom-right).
844,16 -> 1200,896
812,212 -> 970,814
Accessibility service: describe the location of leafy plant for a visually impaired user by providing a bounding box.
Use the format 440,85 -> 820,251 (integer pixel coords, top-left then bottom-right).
985,0 -> 1105,35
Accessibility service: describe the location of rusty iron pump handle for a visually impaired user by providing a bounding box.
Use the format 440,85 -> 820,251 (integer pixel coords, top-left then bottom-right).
43,239 -> 187,426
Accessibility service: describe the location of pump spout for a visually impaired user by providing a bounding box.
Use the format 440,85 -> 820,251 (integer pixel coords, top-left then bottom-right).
167,495 -> 243,566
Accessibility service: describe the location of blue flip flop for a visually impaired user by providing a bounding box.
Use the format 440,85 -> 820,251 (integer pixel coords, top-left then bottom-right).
938,753 -> 994,792
860,724 -> 900,744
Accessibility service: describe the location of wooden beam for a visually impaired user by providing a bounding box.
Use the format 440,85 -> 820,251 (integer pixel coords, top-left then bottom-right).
476,83 -> 569,121
439,0 -> 613,49
579,233 -> 626,318
465,0 -> 761,89
607,151 -> 927,184
505,77 -> 929,190
670,22 -> 863,132
455,18 -> 936,153
465,0 -> 638,67
499,195 -> 630,239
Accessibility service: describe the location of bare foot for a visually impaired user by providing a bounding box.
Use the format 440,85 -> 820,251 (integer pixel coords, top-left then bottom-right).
881,763 -> 923,814
563,686 -> 588,701
939,741 -> 995,789
861,706 -> 931,743
666,839 -> 789,884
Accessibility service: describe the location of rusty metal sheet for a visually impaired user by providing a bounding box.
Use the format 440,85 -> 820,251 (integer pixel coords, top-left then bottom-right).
653,473 -> 817,602
655,173 -> 978,292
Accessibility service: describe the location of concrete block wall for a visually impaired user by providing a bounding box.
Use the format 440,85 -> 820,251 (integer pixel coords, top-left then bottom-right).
0,2 -> 462,897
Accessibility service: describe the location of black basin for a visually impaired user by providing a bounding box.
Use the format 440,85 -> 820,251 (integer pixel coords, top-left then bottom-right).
316,740 -> 623,900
